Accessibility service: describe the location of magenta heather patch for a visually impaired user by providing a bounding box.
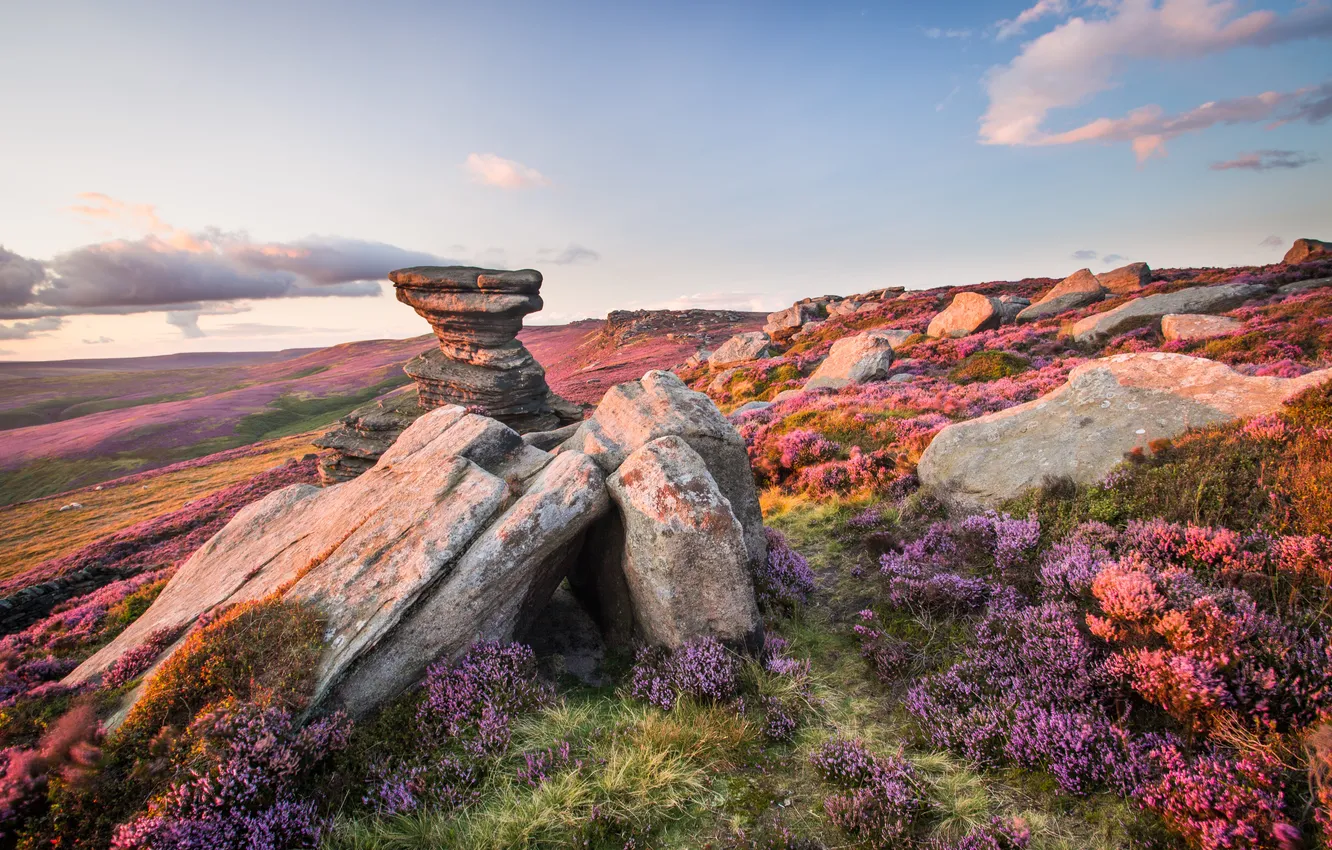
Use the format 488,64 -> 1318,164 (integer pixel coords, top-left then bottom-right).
628,637 -> 738,711
416,641 -> 552,755
757,529 -> 815,611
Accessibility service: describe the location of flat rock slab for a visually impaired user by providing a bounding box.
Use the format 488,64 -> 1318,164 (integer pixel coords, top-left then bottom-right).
1160,314 -> 1243,342
804,330 -> 896,390
1067,283 -> 1267,345
927,292 -> 1001,338
917,353 -> 1332,512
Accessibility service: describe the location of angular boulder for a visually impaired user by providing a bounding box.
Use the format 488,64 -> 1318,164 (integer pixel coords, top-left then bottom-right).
1016,269 -> 1105,323
1067,282 -> 1268,345
996,295 -> 1031,324
1097,262 -> 1151,294
804,330 -> 896,390
764,304 -> 818,336
1284,239 -> 1332,265
66,407 -> 609,720
709,331 -> 771,367
1160,314 -> 1243,342
927,292 -> 1001,338
603,436 -> 762,651
917,353 -> 1332,511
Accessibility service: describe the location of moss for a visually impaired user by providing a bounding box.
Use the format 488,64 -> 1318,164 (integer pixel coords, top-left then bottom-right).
947,351 -> 1031,385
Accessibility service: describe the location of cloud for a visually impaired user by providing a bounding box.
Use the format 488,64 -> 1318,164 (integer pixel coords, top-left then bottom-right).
0,196 -> 454,320
165,305 -> 251,339
1071,248 -> 1099,260
1260,234 -> 1285,247
981,0 -> 1332,151
540,244 -> 601,265
996,0 -> 1069,41
634,290 -> 783,313
210,322 -> 347,337
464,153 -> 550,189
0,317 -> 64,340
1101,253 -> 1126,264
924,27 -> 972,39
1210,148 -> 1320,171
0,349 -> 14,356
82,336 -> 113,344
936,84 -> 962,112
0,245 -> 46,307
1032,82 -> 1332,160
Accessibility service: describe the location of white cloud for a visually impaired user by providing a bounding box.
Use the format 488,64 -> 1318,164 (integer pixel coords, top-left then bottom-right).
1210,148 -> 1320,171
996,0 -> 1069,41
981,0 -> 1332,151
464,153 -> 550,189
540,244 -> 601,265
82,336 -> 113,344
924,27 -> 973,39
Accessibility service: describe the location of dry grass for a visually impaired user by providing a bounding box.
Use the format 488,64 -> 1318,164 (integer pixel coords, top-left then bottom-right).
0,433 -> 317,579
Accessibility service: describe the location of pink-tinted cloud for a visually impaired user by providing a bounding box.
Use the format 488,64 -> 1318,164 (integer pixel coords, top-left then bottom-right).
981,0 -> 1332,150
464,153 -> 550,189
1210,149 -> 1319,171
996,0 -> 1069,41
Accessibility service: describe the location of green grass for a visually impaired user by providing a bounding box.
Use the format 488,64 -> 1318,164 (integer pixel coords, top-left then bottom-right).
233,376 -> 410,443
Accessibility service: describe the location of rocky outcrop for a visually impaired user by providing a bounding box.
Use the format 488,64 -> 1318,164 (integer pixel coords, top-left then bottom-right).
1097,262 -> 1151,294
313,390 -> 423,485
392,266 -> 577,432
1017,269 -> 1105,323
927,292 -> 1001,338
1284,239 -> 1332,265
1160,314 -> 1243,342
996,295 -> 1031,324
709,331 -> 772,366
603,436 -> 762,651
917,353 -> 1332,511
804,330 -> 896,390
1067,282 -> 1268,345
764,304 -> 819,336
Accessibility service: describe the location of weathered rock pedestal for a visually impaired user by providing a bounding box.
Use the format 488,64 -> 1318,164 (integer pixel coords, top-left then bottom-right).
393,266 -> 579,433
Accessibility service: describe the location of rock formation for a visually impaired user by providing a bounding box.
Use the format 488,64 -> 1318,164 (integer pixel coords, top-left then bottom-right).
1016,269 -> 1105,323
917,353 -> 1332,511
709,331 -> 772,366
312,390 -> 423,485
1160,314 -> 1243,342
926,292 -> 1001,338
1284,238 -> 1332,265
764,304 -> 819,336
1067,282 -> 1267,345
1097,262 -> 1151,294
392,266 -> 578,432
804,330 -> 896,390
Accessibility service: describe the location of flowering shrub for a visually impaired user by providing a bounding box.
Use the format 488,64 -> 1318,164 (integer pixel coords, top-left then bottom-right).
101,627 -> 181,691
756,529 -> 816,612
417,642 -> 552,757
0,704 -> 100,831
810,738 -> 926,847
628,637 -> 738,712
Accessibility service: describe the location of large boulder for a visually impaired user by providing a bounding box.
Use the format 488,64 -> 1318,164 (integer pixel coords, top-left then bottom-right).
1097,262 -> 1151,294
603,436 -> 762,651
1067,282 -> 1268,345
917,353 -> 1332,511
1160,314 -> 1243,342
313,389 -> 424,485
560,370 -> 765,573
803,330 -> 896,390
1016,269 -> 1105,323
709,331 -> 772,367
1284,239 -> 1332,265
65,407 -> 609,720
764,304 -> 818,336
995,295 -> 1031,324
927,292 -> 1002,338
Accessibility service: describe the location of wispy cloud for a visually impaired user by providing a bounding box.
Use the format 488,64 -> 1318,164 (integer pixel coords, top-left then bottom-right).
634,290 -> 783,313
936,84 -> 962,112
1210,149 -> 1320,171
540,244 -> 601,265
996,0 -> 1068,41
464,153 -> 550,189
82,336 -> 113,344
923,27 -> 972,39
1101,253 -> 1125,264
1260,234 -> 1285,247
981,0 -> 1332,154
1071,248 -> 1099,260
166,305 -> 251,339
0,317 -> 64,340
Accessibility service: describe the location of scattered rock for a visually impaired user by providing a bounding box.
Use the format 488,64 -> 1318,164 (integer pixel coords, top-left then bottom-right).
57,503 -> 83,512
1279,276 -> 1332,296
826,300 -> 863,317
1067,282 -> 1268,345
1284,239 -> 1332,265
685,349 -> 713,367
803,330 -> 896,390
1160,314 -> 1243,342
889,373 -> 915,383
996,295 -> 1032,324
772,389 -> 803,402
917,353 -> 1332,511
1017,269 -> 1105,323
1097,262 -> 1151,294
709,332 -> 772,366
522,421 -> 583,451
926,292 -> 1002,338
764,304 -> 819,336
730,401 -> 773,418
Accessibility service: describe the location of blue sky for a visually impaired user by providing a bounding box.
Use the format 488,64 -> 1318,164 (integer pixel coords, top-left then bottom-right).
1,0 -> 1329,358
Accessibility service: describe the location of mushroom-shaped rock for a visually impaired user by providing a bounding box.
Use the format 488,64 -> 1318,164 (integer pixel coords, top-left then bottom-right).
1097,262 -> 1151,294
804,330 -> 896,390
1284,239 -> 1332,265
926,292 -> 1002,338
603,435 -> 763,652
917,353 -> 1332,511
709,332 -> 772,366
1160,314 -> 1243,342
1016,269 -> 1105,323
1067,282 -> 1268,345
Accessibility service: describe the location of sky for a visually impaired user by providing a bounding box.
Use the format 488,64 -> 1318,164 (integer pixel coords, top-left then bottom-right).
1,0 -> 1330,360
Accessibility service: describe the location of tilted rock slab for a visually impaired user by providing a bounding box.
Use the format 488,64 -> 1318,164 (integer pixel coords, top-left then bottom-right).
604,436 -> 762,651
926,292 -> 1001,338
917,353 -> 1332,512
1160,314 -> 1243,342
709,331 -> 772,367
804,330 -> 896,390
66,407 -> 608,720
1067,282 -> 1268,345
1097,262 -> 1151,295
1017,269 -> 1105,323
